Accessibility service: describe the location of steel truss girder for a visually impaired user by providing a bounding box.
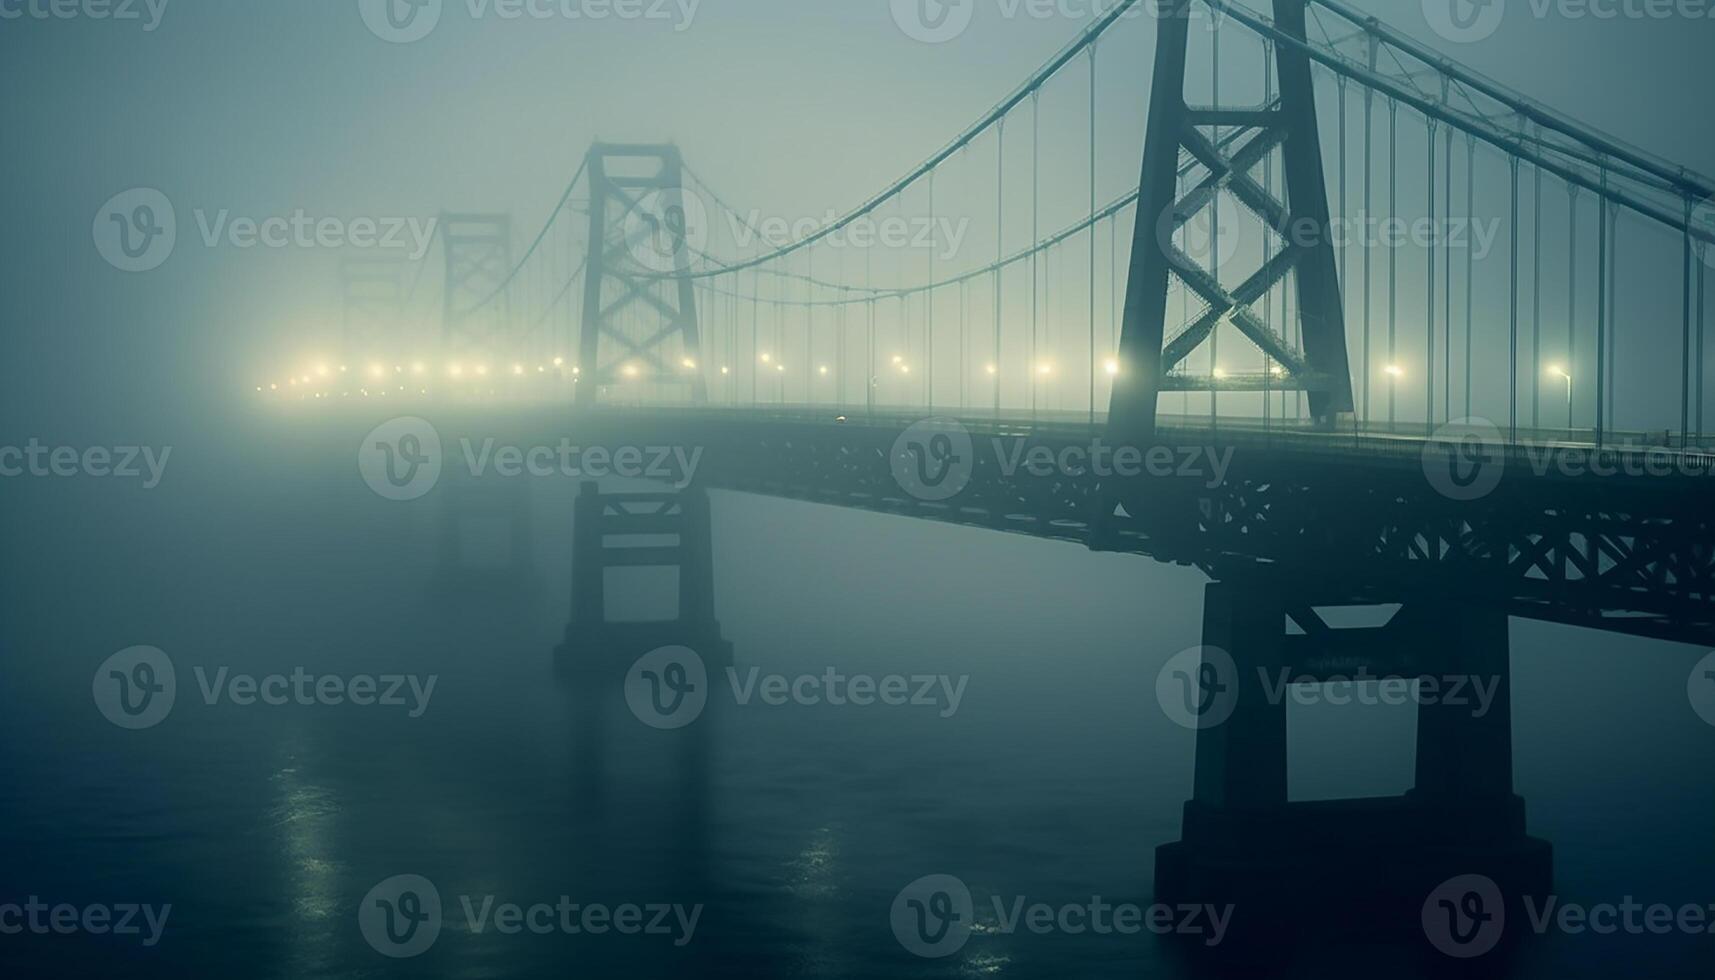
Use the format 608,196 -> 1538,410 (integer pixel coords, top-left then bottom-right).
491,407 -> 1715,647
576,143 -> 708,405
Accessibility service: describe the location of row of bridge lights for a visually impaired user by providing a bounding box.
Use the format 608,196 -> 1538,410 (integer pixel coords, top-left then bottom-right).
258,357 -> 586,395
258,356 -> 1574,398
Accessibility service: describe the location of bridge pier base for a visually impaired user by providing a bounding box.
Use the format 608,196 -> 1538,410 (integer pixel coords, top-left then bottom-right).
554,482 -> 732,682
1155,581 -> 1552,951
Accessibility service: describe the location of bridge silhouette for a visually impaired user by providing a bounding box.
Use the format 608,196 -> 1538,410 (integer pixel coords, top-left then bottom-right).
273,0 -> 1715,955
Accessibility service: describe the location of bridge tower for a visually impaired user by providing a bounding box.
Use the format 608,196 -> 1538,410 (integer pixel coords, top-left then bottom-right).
340,256 -> 409,357
1110,0 -> 1354,442
576,143 -> 709,405
441,212 -> 515,359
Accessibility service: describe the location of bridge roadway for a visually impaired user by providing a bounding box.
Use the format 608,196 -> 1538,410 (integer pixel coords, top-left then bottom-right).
360,399 -> 1713,645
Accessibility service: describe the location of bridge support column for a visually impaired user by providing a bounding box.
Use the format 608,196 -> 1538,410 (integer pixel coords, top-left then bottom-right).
555,481 -> 732,680
1156,581 -> 1551,952
1192,582 -> 1287,810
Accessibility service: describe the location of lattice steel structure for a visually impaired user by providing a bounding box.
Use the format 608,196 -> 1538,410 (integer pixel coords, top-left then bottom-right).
576,144 -> 708,405
441,212 -> 514,358
340,256 -> 409,355
1112,0 -> 1354,444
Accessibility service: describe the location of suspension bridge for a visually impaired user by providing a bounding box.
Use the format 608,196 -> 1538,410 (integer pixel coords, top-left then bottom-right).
267,0 -> 1715,642
252,0 -> 1715,947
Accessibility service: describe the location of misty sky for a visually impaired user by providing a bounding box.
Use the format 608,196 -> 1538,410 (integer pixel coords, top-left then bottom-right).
3,0 -> 1713,432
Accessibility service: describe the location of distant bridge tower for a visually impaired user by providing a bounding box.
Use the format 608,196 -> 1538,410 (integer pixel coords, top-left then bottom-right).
576,143 -> 709,405
1111,0 -> 1354,440
340,256 -> 409,356
441,212 -> 514,359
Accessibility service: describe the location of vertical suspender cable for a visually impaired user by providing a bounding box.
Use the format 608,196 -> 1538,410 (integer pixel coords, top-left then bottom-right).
1567,187 -> 1578,432
1532,145 -> 1543,430
1682,197 -> 1694,445
1361,79 -> 1373,427
1465,134 -> 1476,419
996,119 -> 1005,418
1090,43 -> 1099,426
1596,165 -> 1609,447
1387,100 -> 1398,430
1427,118 -> 1437,432
1509,153 -> 1521,442
928,172 -> 935,414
